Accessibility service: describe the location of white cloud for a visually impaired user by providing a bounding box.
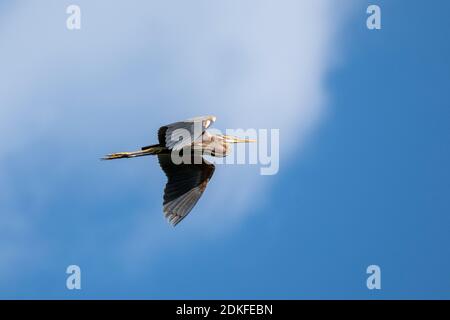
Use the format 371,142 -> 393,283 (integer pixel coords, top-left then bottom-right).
0,1 -> 356,278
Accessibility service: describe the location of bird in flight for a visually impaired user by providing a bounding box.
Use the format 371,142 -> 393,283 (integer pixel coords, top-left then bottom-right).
103,116 -> 255,226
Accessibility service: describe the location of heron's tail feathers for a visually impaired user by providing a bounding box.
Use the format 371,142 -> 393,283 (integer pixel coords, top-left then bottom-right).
102,146 -> 165,160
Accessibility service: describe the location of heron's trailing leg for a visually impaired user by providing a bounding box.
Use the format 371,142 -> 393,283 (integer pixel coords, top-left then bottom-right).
102,146 -> 165,160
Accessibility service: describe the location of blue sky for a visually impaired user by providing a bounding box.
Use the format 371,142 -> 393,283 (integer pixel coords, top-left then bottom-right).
1,0 -> 450,299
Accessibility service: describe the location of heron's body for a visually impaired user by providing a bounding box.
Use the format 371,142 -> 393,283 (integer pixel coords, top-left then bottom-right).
103,116 -> 254,226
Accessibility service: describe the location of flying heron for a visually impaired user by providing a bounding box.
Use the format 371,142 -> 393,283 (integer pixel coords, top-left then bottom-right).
103,116 -> 255,226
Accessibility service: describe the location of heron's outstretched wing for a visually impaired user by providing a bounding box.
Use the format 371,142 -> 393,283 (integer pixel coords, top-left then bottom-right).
157,154 -> 215,226
157,115 -> 216,151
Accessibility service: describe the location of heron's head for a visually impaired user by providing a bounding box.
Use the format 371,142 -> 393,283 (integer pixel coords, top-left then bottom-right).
220,134 -> 257,144
204,133 -> 256,157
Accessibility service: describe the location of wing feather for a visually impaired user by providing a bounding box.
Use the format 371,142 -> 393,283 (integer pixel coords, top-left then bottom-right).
157,115 -> 216,151
158,154 -> 215,226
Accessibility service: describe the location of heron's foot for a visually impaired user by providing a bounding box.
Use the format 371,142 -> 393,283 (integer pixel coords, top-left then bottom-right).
101,152 -> 131,160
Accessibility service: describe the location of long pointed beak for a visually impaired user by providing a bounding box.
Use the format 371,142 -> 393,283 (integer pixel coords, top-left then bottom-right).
224,135 -> 257,143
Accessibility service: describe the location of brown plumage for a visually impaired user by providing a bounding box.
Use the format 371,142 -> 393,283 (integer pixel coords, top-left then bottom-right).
102,116 -> 255,226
